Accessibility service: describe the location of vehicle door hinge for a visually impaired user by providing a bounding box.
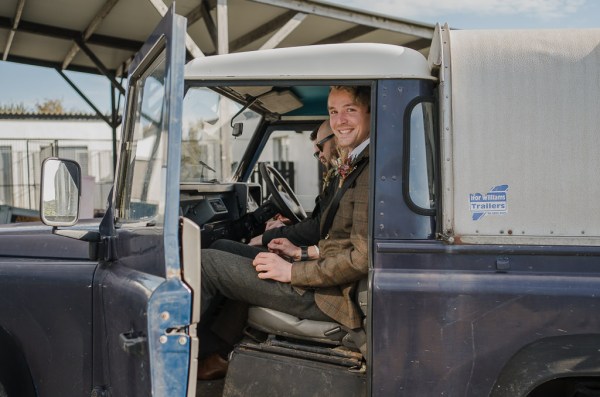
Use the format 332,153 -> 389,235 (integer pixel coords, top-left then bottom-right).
99,236 -> 118,262
437,230 -> 455,244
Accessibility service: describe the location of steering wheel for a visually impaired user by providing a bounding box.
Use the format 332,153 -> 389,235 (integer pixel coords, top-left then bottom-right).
259,163 -> 307,224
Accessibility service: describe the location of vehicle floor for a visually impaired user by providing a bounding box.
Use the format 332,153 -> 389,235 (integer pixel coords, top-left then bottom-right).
196,379 -> 225,396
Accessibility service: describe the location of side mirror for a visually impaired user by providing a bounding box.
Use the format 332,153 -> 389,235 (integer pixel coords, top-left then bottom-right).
40,158 -> 81,227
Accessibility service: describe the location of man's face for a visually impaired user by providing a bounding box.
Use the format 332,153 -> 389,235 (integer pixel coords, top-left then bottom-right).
314,123 -> 335,166
327,88 -> 370,150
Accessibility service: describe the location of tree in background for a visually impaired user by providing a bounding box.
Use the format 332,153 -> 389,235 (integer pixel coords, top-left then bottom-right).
35,99 -> 64,114
0,102 -> 27,113
0,99 -> 66,114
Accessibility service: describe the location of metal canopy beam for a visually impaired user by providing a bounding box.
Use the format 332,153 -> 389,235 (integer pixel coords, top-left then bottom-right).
249,0 -> 434,39
259,12 -> 306,50
401,37 -> 432,51
75,37 -> 125,95
1,53 -> 106,75
116,1 -> 215,75
2,0 -> 26,61
148,0 -> 204,57
56,68 -> 122,173
56,69 -> 112,126
180,1 -> 217,54
199,0 -> 218,51
313,26 -> 430,50
313,25 -> 376,45
181,0 -> 218,48
184,1 -> 204,26
217,0 -> 228,54
0,16 -> 143,54
229,10 -> 296,52
61,0 -> 120,70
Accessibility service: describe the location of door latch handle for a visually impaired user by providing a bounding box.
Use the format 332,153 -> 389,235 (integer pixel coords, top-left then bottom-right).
119,331 -> 147,356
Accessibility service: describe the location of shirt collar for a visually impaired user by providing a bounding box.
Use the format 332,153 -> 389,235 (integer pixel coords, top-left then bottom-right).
350,138 -> 370,161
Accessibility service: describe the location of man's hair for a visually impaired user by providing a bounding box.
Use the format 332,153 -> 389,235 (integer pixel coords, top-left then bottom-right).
310,124 -> 320,141
310,120 -> 330,141
330,85 -> 371,110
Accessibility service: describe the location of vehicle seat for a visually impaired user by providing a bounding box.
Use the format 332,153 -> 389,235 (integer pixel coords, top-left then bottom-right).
247,278 -> 368,353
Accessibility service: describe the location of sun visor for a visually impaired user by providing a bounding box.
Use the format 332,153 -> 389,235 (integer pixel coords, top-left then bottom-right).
257,90 -> 303,114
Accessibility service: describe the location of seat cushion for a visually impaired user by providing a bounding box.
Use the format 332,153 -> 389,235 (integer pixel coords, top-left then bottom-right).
247,306 -> 346,345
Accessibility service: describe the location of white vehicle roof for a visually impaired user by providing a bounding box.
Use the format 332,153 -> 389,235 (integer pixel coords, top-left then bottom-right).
185,43 -> 434,81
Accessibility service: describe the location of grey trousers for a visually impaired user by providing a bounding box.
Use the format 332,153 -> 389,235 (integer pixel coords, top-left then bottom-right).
200,248 -> 331,323
210,238 -> 266,259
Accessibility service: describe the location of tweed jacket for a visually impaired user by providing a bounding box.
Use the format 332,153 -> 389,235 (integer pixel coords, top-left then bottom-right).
291,149 -> 369,329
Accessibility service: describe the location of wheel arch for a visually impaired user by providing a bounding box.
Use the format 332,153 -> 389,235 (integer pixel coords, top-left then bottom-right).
490,334 -> 600,397
0,326 -> 36,397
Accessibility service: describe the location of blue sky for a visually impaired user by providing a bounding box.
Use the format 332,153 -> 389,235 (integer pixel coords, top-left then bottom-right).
339,0 -> 599,30
0,0 -> 598,114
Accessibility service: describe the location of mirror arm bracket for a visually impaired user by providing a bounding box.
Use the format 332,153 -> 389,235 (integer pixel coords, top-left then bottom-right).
52,227 -> 101,242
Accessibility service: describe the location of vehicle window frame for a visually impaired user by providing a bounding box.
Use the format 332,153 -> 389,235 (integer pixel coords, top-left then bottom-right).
187,80 -> 377,183
402,96 -> 437,216
114,39 -> 168,225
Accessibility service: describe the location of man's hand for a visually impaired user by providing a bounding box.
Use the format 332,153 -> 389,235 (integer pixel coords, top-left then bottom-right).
267,238 -> 300,260
273,213 -> 292,225
252,252 -> 292,282
265,218 -> 286,231
248,234 -> 263,246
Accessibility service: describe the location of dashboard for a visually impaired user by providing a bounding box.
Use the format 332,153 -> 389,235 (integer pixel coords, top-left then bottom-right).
179,182 -> 269,247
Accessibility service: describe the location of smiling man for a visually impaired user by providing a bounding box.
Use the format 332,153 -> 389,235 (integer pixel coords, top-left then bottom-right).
197,85 -> 371,379
328,86 -> 371,152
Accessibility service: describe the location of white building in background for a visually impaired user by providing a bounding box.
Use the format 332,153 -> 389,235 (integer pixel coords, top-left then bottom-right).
0,113 -> 114,217
0,112 -> 321,219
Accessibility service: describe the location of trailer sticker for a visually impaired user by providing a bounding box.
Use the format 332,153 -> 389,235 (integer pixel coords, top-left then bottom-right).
469,185 -> 508,220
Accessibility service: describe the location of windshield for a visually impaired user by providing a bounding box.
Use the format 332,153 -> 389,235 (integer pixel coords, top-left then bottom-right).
181,87 -> 262,183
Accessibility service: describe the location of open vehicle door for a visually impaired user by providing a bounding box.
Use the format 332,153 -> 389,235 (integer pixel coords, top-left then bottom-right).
92,6 -> 196,396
